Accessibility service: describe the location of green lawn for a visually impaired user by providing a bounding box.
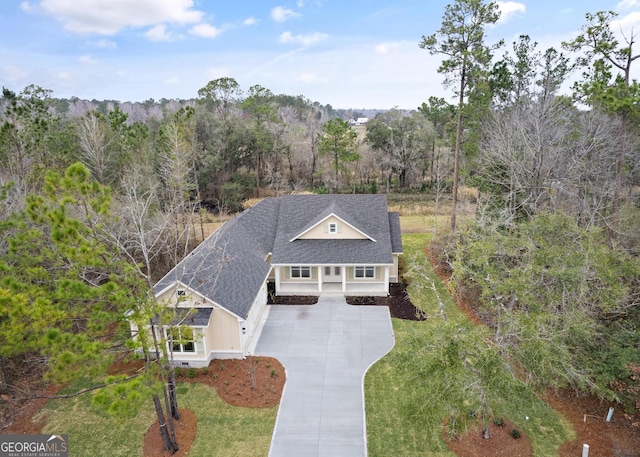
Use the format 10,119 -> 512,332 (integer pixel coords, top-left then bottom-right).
37,382 -> 277,456
364,233 -> 576,457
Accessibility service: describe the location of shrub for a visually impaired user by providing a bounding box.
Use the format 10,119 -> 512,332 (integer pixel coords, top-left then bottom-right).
510,429 -> 521,439
186,367 -> 197,378
270,369 -> 277,378
200,367 -> 209,376
493,417 -> 505,427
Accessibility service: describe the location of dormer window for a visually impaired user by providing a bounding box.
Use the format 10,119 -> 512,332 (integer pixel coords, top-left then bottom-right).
177,289 -> 186,298
328,222 -> 337,233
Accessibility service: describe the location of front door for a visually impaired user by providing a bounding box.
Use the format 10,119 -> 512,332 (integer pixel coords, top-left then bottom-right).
323,266 -> 342,283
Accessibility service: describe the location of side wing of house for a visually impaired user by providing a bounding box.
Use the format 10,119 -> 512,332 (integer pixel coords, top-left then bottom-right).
142,199 -> 278,367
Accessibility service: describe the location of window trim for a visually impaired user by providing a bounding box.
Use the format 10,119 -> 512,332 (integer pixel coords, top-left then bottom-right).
328,222 -> 338,233
166,327 -> 196,353
291,266 -> 311,278
355,266 -> 375,279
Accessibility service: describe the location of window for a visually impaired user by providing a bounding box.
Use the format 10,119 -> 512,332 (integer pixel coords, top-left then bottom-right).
166,326 -> 195,353
291,266 -> 311,278
176,289 -> 186,297
328,222 -> 337,233
355,266 -> 375,278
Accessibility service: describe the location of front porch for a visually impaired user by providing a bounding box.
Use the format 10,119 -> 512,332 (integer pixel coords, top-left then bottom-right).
275,280 -> 389,296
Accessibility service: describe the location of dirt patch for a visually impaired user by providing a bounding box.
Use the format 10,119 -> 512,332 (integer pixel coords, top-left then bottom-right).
548,389 -> 640,457
445,418 -> 533,457
143,407 -> 197,457
347,283 -> 427,321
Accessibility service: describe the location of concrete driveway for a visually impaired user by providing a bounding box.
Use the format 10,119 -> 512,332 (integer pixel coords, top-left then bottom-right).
253,294 -> 395,457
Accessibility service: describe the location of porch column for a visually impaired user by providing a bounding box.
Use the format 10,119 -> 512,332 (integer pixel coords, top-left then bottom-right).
342,265 -> 347,293
318,266 -> 322,293
384,266 -> 390,291
275,266 -> 281,293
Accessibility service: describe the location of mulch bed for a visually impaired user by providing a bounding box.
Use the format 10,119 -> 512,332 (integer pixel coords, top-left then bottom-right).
347,282 -> 427,321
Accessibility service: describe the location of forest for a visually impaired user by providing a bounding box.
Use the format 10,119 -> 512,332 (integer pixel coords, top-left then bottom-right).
0,0 -> 639,453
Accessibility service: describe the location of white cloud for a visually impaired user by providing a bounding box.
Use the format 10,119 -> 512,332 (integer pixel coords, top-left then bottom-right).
611,11 -> 640,42
56,71 -> 73,82
617,0 -> 639,10
79,54 -> 98,64
271,6 -> 301,22
1,65 -> 30,83
374,42 -> 400,54
144,24 -> 177,42
189,23 -> 222,38
279,31 -> 327,46
496,1 -> 526,24
19,1 -> 35,13
243,17 -> 258,26
35,0 -> 204,35
89,39 -> 117,49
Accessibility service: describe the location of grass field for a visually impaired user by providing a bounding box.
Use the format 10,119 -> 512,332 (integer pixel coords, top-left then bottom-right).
37,382 -> 277,457
364,234 -> 575,456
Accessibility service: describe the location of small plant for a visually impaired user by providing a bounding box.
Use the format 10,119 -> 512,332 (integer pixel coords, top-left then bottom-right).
211,373 -> 218,380
224,381 -> 229,386
218,364 -> 225,371
493,417 -> 505,427
510,428 -> 521,439
270,369 -> 277,378
175,368 -> 184,378
201,367 -> 209,375
186,367 -> 197,378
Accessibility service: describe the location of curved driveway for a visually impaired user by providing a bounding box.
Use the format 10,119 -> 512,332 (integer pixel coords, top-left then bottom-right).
254,294 -> 395,457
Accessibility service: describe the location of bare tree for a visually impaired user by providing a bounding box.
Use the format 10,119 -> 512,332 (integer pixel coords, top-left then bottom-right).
77,111 -> 115,185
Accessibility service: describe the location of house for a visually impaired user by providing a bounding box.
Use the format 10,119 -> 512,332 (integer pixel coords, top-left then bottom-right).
148,194 -> 402,367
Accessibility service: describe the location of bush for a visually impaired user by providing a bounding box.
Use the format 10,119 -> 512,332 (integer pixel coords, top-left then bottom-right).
510,429 -> 521,439
201,367 -> 209,376
186,367 -> 197,378
493,417 -> 505,427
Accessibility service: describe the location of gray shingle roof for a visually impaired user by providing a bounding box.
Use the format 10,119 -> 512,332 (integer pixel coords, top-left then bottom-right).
154,194 -> 400,319
271,194 -> 393,265
388,212 -> 403,253
153,208 -> 272,319
175,307 -> 213,326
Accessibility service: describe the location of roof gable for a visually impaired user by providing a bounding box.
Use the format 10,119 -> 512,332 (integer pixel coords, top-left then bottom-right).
290,212 -> 374,241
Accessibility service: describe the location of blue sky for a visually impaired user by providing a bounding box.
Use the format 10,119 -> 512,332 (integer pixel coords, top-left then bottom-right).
1,0 -> 639,109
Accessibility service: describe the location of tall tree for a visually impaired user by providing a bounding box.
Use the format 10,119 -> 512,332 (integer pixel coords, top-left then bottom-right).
563,10 -> 640,237
419,0 -> 502,229
241,85 -> 279,197
0,85 -> 60,191
317,118 -> 359,192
